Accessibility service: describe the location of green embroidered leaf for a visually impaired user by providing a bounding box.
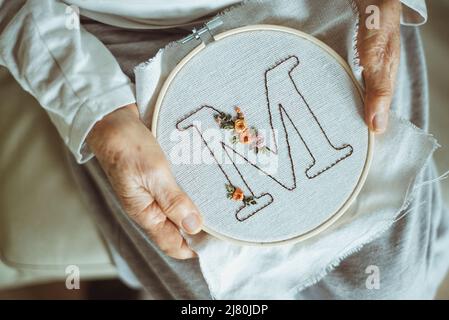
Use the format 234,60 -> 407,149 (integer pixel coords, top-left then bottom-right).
250,126 -> 258,135
241,196 -> 257,206
225,184 -> 235,193
222,123 -> 234,130
259,146 -> 269,154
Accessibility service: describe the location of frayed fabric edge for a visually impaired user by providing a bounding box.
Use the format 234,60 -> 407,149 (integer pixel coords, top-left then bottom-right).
287,115 -> 440,296
348,0 -> 363,77
195,113 -> 442,299
131,0 -> 439,299
134,48 -> 164,73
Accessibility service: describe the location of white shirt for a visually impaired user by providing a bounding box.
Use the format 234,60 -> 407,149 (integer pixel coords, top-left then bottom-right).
0,0 -> 427,163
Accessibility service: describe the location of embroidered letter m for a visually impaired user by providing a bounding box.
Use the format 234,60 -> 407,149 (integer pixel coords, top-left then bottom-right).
177,56 -> 353,221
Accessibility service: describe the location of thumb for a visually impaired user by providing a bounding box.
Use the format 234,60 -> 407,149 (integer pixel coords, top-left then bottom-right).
150,167 -> 203,235
364,66 -> 396,134
358,0 -> 401,133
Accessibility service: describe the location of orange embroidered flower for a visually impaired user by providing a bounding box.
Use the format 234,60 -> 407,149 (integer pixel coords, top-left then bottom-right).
239,130 -> 252,144
232,187 -> 244,201
234,118 -> 247,133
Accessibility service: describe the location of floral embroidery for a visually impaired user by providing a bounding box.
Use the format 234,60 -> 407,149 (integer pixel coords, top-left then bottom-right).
231,187 -> 244,201
226,184 -> 257,205
214,106 -> 269,154
215,107 -> 271,206
234,118 -> 247,133
239,130 -> 251,144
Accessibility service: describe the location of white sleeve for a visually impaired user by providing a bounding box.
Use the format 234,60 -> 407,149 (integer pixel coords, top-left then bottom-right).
400,0 -> 427,26
0,0 -> 136,163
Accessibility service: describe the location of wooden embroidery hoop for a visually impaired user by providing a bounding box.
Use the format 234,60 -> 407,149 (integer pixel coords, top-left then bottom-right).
152,24 -> 374,246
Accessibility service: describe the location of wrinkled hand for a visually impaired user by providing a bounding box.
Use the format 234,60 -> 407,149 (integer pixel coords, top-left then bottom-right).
358,0 -> 401,133
87,104 -> 203,259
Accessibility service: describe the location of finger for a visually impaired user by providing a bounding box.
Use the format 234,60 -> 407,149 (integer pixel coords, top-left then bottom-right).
150,166 -> 203,235
359,0 -> 401,133
364,60 -> 396,134
130,199 -> 197,259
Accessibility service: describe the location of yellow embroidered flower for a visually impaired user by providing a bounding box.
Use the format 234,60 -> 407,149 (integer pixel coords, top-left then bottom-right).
232,187 -> 245,201
234,118 -> 247,133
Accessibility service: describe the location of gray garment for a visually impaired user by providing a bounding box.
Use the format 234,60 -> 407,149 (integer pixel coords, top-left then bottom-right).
68,154 -> 211,299
71,9 -> 449,299
298,28 -> 449,299
72,18 -> 212,300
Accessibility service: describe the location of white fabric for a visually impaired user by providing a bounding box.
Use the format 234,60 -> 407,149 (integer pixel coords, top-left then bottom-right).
155,29 -> 369,243
70,0 -> 242,29
186,113 -> 438,298
134,0 -> 437,299
0,0 -> 426,164
0,0 -> 136,163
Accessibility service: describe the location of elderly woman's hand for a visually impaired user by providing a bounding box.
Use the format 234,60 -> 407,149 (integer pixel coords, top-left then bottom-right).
358,0 -> 401,133
87,103 -> 203,259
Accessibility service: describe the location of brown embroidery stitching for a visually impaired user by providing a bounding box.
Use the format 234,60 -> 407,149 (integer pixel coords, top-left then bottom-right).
215,108 -> 270,155
264,55 -> 353,179
176,114 -> 275,222
175,55 -> 354,221
235,193 -> 274,222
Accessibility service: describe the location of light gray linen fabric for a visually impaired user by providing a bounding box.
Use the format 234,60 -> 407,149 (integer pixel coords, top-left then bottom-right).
155,29 -> 369,243
73,0 -> 449,299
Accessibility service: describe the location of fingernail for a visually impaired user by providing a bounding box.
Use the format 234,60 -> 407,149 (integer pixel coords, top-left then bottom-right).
182,214 -> 201,234
372,111 -> 387,133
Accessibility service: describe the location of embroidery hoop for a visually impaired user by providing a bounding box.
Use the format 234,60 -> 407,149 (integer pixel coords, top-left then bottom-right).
152,24 -> 374,246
